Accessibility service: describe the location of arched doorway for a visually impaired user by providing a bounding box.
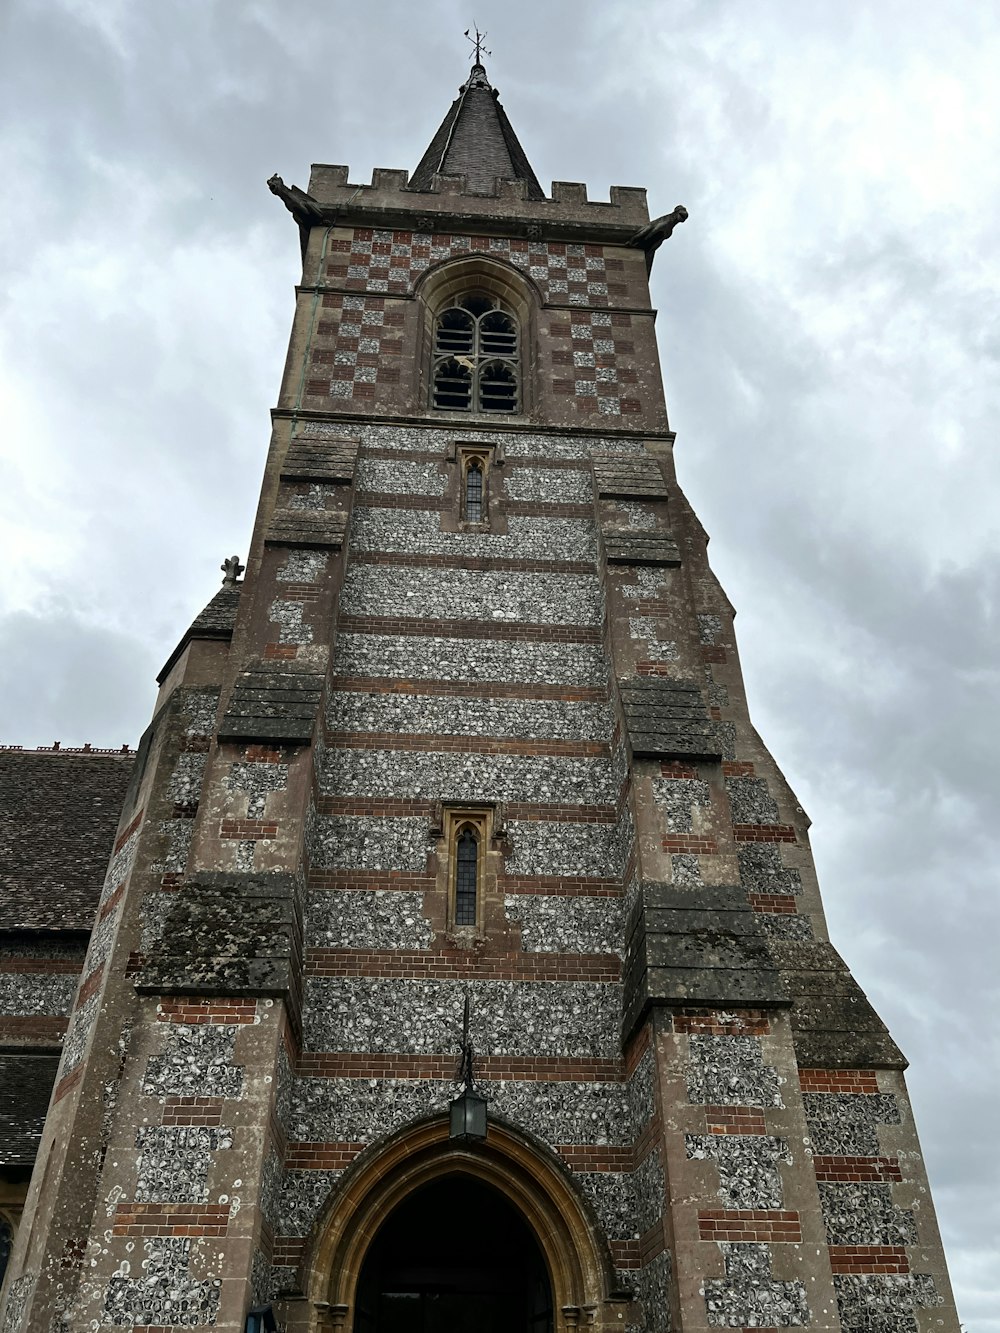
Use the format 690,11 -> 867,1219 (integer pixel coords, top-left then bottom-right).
300,1118 -> 617,1333
353,1175 -> 552,1333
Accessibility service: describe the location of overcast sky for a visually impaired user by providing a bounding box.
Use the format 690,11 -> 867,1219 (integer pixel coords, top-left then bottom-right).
1,0 -> 997,1323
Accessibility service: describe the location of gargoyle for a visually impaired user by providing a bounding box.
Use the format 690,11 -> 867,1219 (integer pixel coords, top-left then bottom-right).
266,174 -> 328,226
628,205 -> 689,273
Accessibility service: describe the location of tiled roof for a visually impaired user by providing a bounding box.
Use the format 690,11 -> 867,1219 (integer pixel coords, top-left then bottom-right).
0,1053 -> 61,1164
409,63 -> 544,199
0,751 -> 135,931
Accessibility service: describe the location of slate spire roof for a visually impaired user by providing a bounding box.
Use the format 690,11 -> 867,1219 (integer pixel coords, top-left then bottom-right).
409,61 -> 545,199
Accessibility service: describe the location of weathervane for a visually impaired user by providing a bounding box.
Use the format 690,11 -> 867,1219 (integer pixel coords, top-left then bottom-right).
464,23 -> 491,65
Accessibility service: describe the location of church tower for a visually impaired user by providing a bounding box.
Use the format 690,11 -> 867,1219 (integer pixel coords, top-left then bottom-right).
0,56 -> 960,1333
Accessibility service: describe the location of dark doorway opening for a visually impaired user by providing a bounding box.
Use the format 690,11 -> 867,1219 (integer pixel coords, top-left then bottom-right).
354,1174 -> 554,1333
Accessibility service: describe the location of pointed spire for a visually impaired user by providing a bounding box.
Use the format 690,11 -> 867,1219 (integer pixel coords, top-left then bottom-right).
409,59 -> 544,200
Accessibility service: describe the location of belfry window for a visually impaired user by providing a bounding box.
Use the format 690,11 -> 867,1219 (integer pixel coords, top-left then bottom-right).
455,827 -> 479,925
432,294 -> 519,413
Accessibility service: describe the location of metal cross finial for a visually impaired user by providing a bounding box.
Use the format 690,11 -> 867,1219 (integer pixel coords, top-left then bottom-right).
464,24 -> 491,65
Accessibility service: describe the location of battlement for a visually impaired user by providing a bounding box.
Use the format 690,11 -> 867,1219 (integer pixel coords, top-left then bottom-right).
307,163 -> 649,236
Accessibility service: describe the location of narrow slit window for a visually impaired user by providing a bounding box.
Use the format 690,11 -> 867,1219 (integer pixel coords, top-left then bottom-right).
432,293 -> 519,414
465,462 -> 484,522
455,828 -> 478,925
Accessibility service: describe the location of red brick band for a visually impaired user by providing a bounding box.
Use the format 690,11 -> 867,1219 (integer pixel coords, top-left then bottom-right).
0,1016 -> 68,1041
733,824 -> 797,843
557,1146 -> 634,1172
813,1156 -> 902,1182
748,894 -> 798,915
297,1053 -> 623,1082
161,1098 -> 226,1126
113,1203 -> 230,1238
798,1069 -> 880,1094
705,1106 -> 768,1136
502,876 -> 622,897
305,949 -> 620,983
156,999 -> 257,1025
53,1062 -> 85,1104
330,676 -> 607,702
0,958 -> 85,974
114,808 -> 144,854
285,1142 -> 366,1169
220,819 -> 278,839
324,731 -> 610,759
351,549 -> 595,576
662,835 -> 718,854
828,1245 -> 909,1274
698,1210 -> 802,1243
337,615 -> 601,644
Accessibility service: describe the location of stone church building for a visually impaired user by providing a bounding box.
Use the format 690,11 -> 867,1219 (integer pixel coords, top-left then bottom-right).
0,57 -> 960,1333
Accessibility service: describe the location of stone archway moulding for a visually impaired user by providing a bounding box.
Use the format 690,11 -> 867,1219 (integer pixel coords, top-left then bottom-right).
284,1115 -> 624,1333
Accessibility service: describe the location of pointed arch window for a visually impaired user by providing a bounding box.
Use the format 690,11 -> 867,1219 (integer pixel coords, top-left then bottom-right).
455,826 -> 479,925
432,294 -> 519,413
464,460 -> 484,522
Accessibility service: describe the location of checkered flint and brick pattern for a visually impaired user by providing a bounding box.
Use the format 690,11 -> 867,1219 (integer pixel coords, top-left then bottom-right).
309,227 -> 643,411
549,311 -> 640,416
307,295 -> 404,403
326,229 -> 613,304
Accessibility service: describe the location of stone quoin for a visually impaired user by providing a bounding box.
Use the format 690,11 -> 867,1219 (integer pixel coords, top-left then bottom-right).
0,50 -> 961,1333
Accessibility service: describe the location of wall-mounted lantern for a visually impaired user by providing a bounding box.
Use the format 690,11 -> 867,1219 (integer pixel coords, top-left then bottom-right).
449,991 -> 488,1141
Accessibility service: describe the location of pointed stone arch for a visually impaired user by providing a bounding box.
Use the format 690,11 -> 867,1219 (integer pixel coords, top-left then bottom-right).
416,254 -> 541,415
285,1114 -> 624,1333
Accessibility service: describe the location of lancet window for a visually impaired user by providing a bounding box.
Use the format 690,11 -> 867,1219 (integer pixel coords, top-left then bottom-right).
432,293 -> 519,413
454,826 -> 479,925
